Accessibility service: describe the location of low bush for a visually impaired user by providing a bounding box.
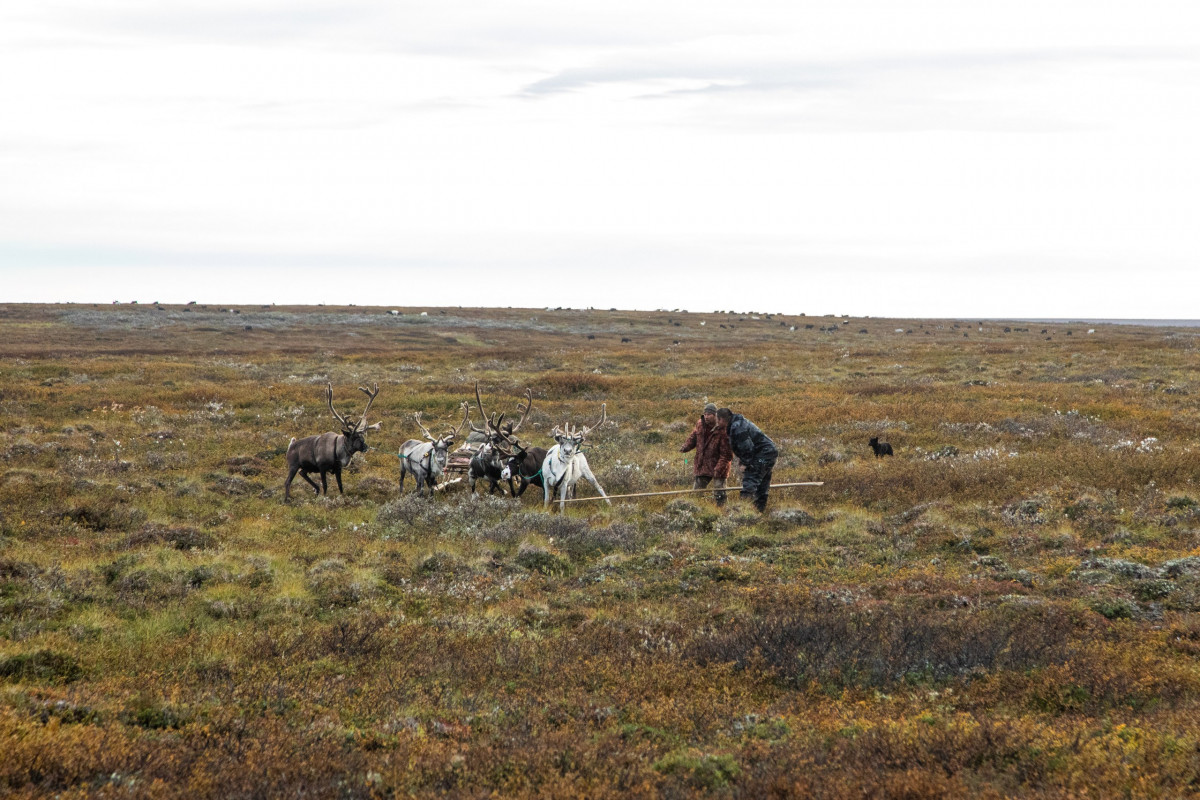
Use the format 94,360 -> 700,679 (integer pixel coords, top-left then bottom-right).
1090,596 -> 1136,620
690,599 -> 1081,688
415,551 -> 470,578
307,559 -> 373,607
653,750 -> 741,790
0,649 -> 82,683
59,497 -> 144,532
514,542 -> 570,575
127,522 -> 216,550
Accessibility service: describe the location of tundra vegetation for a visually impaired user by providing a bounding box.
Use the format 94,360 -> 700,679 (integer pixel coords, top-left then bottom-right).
1,303 -> 1199,798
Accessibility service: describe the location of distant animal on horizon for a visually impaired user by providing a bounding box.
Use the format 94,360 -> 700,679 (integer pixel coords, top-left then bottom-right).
869,437 -> 894,458
284,383 -> 380,501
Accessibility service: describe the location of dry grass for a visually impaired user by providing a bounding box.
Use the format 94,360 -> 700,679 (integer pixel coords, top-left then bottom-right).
1,303 -> 1199,797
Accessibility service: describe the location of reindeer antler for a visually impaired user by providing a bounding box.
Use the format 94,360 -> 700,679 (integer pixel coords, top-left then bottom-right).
475,382 -> 512,439
580,403 -> 607,437
508,388 -> 533,434
475,382 -> 501,433
474,382 -> 489,425
356,383 -> 379,432
449,401 -> 469,440
413,412 -> 436,442
465,401 -> 489,436
491,435 -> 515,459
326,383 -> 353,429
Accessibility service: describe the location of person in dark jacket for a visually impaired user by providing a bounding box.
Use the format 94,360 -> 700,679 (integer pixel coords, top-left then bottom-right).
717,408 -> 777,512
680,402 -> 732,506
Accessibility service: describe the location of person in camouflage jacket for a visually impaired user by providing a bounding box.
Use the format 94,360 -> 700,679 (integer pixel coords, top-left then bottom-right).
680,402 -> 732,506
717,408 -> 778,512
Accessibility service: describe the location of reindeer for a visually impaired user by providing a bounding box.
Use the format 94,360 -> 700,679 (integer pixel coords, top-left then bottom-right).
467,443 -> 508,496
398,403 -> 468,497
465,386 -> 508,496
542,404 -> 611,512
471,384 -> 537,497
284,383 -> 380,502
499,439 -> 549,498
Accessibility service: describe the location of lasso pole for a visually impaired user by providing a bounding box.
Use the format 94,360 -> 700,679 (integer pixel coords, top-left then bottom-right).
557,481 -> 824,503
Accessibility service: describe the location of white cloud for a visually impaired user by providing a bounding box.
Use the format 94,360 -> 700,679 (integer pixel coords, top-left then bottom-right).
2,0 -> 1199,315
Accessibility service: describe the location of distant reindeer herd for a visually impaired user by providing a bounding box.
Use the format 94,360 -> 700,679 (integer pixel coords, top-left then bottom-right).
285,382 -> 610,511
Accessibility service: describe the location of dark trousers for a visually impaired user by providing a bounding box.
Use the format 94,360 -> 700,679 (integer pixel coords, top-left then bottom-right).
740,453 -> 776,512
693,475 -> 727,506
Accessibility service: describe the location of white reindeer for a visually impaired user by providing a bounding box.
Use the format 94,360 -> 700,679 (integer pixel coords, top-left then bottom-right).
398,403 -> 468,497
542,404 -> 611,512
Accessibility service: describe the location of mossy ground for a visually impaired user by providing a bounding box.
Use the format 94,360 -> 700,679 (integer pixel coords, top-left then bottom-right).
1,304 -> 1199,797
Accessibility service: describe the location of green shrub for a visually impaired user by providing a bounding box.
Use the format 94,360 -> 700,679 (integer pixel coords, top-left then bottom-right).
307,559 -> 371,607
683,562 -> 750,583
128,523 -> 216,550
0,649 -> 82,683
1090,596 -> 1136,619
415,551 -> 469,578
122,692 -> 190,729
1133,579 -> 1173,601
61,497 -> 144,531
728,535 -> 773,554
691,600 -> 1080,688
514,543 -> 570,575
653,750 -> 741,789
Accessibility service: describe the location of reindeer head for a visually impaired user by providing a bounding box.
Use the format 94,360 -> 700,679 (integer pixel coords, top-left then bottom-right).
552,403 -> 606,459
499,440 -> 525,481
327,382 -> 380,456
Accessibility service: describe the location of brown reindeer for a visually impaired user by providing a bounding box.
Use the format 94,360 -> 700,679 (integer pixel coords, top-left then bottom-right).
467,384 -> 533,496
284,383 -> 380,501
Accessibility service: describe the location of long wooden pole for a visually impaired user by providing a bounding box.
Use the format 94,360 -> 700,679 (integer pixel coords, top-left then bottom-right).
556,481 -> 824,504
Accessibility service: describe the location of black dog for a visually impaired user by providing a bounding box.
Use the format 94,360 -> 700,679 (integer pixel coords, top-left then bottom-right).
868,437 -> 894,458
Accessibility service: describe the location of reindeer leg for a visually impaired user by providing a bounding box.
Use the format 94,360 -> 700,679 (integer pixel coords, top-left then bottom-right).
299,471 -> 320,495
284,466 -> 299,501
334,467 -> 345,495
398,463 -> 406,492
319,470 -> 329,496
580,464 -> 611,506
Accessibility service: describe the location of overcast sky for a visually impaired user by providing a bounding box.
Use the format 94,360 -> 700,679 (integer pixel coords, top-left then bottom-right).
2,1 -> 1198,317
